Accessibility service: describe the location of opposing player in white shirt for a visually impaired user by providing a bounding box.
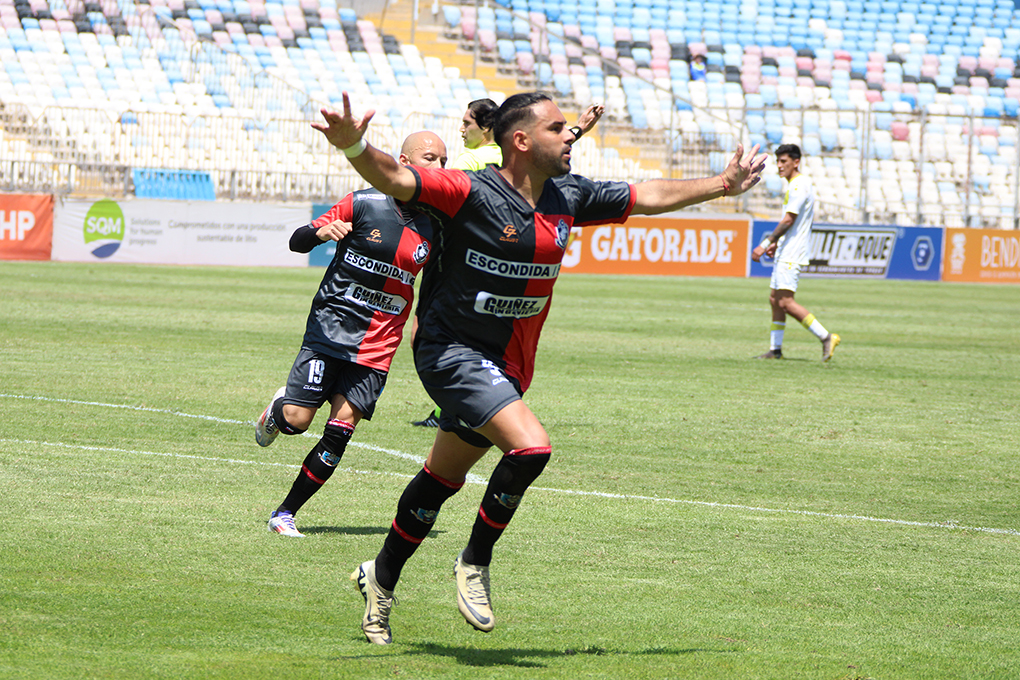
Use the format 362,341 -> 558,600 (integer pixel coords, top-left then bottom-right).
751,144 -> 840,361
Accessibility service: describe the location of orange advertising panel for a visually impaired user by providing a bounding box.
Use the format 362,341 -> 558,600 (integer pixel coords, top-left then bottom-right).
0,193 -> 54,261
944,228 -> 1020,283
561,215 -> 750,277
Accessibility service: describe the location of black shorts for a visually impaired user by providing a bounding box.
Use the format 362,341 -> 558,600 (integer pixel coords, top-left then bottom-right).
283,347 -> 387,420
414,339 -> 523,448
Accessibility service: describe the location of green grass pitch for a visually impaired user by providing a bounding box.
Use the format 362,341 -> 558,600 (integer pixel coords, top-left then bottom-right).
1,261 -> 1018,680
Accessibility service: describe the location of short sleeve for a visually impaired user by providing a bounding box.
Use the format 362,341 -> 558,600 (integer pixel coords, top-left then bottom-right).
570,175 -> 636,226
784,177 -> 810,215
311,193 -> 354,229
407,166 -> 473,220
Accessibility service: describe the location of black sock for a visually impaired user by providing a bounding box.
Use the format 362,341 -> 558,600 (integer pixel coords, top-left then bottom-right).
374,465 -> 463,591
271,399 -> 307,436
462,446 -> 551,566
278,419 -> 354,514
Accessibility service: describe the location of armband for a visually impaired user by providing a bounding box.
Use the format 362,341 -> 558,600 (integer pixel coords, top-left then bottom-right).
760,236 -> 773,248
568,125 -> 583,139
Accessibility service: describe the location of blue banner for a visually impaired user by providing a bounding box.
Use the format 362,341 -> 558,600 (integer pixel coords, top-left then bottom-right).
308,202 -> 337,268
749,222 -> 942,281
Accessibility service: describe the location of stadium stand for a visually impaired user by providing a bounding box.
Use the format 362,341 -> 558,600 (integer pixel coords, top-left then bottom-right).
0,0 -> 1018,227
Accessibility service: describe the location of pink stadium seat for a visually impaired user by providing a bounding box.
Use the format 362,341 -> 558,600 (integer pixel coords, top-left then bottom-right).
970,76 -> 989,89
951,85 -> 970,95
866,71 -> 884,85
613,27 -> 632,43
599,46 -> 617,61
891,122 -> 909,140
832,60 -> 851,71
745,45 -> 762,57
998,58 -> 1015,71
797,76 -> 814,88
796,56 -> 813,71
779,66 -> 797,78
865,90 -> 883,103
516,52 -> 535,75
958,55 -> 978,72
901,82 -> 919,94
461,17 -> 476,40
833,50 -> 851,61
478,29 -> 496,53
978,57 -> 997,72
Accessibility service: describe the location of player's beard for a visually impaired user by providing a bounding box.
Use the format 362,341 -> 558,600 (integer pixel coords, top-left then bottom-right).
533,142 -> 572,177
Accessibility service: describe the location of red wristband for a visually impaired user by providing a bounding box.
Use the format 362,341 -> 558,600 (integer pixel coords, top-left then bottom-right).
721,177 -> 730,195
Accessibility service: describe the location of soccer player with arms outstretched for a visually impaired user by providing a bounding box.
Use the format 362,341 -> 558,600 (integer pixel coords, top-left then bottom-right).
313,91 -> 767,644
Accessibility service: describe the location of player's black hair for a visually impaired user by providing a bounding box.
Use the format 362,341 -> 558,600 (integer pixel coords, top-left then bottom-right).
775,143 -> 802,159
467,98 -> 499,132
493,91 -> 553,148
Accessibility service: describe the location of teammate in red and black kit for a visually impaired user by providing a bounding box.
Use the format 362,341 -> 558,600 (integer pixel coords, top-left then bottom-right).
253,131 -> 448,538
313,91 -> 767,644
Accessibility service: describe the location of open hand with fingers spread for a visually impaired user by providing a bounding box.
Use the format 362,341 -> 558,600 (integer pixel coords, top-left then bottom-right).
311,91 -> 375,151
720,144 -> 768,196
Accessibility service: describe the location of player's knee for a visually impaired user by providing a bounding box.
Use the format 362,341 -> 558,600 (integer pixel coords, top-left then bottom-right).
502,446 -> 552,491
280,403 -> 314,432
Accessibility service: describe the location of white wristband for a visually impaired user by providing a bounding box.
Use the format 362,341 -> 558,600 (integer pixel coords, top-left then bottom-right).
760,237 -> 772,248
343,138 -> 367,158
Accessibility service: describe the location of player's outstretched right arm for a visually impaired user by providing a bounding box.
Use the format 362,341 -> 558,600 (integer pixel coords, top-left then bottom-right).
312,92 -> 417,202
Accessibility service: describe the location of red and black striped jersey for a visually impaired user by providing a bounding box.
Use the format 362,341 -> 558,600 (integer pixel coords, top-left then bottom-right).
408,165 -> 635,391
297,188 -> 433,371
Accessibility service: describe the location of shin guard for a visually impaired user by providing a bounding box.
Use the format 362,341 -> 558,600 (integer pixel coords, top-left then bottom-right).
374,465 -> 463,590
462,446 -> 552,566
278,419 -> 354,513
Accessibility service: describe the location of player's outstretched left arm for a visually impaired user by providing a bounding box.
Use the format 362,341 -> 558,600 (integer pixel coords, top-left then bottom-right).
312,92 -> 417,202
631,144 -> 767,215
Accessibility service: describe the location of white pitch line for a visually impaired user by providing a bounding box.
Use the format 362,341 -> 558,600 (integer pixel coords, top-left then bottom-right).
2,394 -> 1018,537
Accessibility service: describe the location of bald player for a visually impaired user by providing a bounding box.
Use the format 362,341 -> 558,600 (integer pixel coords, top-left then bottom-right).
253,131 -> 448,538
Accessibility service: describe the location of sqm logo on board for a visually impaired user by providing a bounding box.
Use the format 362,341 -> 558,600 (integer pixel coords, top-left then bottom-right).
83,200 -> 125,258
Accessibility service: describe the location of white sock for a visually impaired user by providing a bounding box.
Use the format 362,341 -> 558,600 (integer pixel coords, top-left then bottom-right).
801,314 -> 828,340
770,321 -> 786,350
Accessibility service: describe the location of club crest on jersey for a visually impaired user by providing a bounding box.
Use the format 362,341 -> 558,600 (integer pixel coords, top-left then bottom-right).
367,229 -> 383,243
500,224 -> 519,243
554,219 -> 570,249
413,240 -> 430,265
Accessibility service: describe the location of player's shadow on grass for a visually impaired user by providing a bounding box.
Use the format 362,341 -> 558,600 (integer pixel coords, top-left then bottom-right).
300,526 -> 445,538
401,642 -> 724,668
